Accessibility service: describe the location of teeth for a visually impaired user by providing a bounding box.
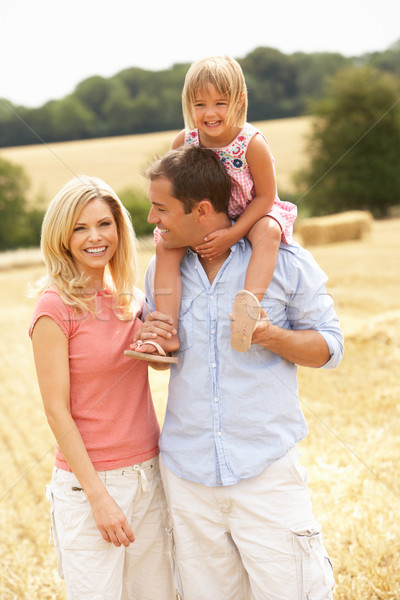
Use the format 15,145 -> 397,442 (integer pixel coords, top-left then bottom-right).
159,229 -> 169,233
86,247 -> 106,254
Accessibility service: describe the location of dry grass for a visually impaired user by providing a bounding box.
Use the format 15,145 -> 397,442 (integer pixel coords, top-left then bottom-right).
0,116 -> 311,205
0,218 -> 399,598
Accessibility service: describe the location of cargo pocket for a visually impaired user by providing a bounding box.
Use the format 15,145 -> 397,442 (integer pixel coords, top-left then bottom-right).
51,477 -> 106,551
291,528 -> 334,599
166,524 -> 184,599
45,483 -> 64,579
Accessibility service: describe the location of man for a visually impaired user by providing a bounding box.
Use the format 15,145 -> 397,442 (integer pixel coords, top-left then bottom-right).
139,145 -> 344,600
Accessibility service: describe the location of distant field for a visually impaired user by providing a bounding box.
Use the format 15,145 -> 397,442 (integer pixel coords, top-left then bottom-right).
0,116 -> 312,205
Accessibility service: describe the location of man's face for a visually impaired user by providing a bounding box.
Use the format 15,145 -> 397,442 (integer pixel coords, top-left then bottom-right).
147,177 -> 200,249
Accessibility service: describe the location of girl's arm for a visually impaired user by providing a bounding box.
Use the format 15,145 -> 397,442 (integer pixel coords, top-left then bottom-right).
32,316 -> 135,547
232,133 -> 278,239
171,129 -> 185,149
196,134 -> 280,258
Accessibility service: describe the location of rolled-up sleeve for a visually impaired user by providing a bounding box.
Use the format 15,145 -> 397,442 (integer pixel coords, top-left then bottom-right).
283,245 -> 344,369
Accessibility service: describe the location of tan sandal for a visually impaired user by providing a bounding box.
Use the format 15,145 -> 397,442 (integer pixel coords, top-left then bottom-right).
124,340 -> 178,364
230,290 -> 261,352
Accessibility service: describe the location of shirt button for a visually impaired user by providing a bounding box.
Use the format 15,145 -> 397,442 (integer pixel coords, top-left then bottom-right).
210,295 -> 214,300
211,362 -> 216,368
211,329 -> 215,335
217,431 -> 222,437
214,397 -> 219,402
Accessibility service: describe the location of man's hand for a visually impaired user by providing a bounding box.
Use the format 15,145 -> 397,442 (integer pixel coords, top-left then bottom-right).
246,308 -> 331,367
133,311 -> 177,351
250,308 -> 270,346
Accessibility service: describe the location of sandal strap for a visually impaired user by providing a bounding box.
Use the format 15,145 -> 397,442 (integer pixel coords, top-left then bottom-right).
135,339 -> 167,357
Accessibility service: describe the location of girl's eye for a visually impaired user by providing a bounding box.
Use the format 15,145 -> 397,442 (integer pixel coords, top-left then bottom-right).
73,226 -> 85,232
100,221 -> 111,227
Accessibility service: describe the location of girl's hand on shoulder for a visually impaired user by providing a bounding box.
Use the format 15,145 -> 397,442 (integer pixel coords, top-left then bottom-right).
195,228 -> 235,259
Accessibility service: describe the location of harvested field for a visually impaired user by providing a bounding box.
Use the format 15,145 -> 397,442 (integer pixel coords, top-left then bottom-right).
0,116 -> 312,205
0,217 -> 399,598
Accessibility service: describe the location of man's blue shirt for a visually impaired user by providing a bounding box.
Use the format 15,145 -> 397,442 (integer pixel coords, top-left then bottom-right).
145,239 -> 344,487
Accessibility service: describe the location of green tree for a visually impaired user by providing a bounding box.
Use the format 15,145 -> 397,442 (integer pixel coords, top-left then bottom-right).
74,76 -> 115,117
101,84 -> 137,136
0,157 -> 31,249
365,39 -> 400,78
118,187 -> 154,237
241,47 -> 299,119
291,52 -> 350,103
295,66 -> 400,217
49,96 -> 95,141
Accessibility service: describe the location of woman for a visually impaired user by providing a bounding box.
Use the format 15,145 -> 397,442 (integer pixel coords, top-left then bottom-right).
29,176 -> 175,599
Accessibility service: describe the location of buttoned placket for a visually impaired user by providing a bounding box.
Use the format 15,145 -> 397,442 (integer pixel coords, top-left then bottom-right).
191,249 -> 236,485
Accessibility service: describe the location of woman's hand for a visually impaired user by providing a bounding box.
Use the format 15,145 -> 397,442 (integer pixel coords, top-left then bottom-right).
90,490 -> 135,547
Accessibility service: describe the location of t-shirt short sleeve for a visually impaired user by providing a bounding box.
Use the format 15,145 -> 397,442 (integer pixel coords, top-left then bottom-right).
29,289 -> 75,339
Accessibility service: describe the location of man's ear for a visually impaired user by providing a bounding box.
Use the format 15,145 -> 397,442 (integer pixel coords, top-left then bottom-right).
194,200 -> 213,220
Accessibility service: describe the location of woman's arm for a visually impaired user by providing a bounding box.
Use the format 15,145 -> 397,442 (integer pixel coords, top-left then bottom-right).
32,316 -> 135,547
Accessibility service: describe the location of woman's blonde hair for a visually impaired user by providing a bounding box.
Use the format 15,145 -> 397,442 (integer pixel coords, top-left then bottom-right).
182,55 -> 248,130
33,176 -> 138,318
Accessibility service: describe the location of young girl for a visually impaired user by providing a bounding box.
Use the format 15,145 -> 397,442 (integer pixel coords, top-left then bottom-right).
144,55 -> 297,358
29,176 -> 175,599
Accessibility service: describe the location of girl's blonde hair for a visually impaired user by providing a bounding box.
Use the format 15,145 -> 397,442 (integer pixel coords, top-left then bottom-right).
33,176 -> 138,318
182,55 -> 248,130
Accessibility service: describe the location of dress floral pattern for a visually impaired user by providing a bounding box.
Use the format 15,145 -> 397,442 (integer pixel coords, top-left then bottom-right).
185,123 -> 297,244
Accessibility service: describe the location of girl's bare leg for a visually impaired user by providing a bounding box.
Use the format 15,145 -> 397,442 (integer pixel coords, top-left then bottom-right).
151,241 -> 186,353
245,217 -> 281,302
230,217 -> 282,352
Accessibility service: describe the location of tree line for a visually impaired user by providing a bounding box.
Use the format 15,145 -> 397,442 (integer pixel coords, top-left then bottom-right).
1,43 -> 400,250
1,43 -> 400,147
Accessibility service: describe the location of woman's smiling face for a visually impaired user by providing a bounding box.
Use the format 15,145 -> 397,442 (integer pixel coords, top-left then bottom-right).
69,198 -> 119,284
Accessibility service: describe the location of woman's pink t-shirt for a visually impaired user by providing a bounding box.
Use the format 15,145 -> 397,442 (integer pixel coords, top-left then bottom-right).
29,289 -> 160,471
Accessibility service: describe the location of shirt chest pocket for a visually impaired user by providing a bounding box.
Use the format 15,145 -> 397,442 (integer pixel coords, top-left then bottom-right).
261,297 -> 288,328
178,296 -> 194,352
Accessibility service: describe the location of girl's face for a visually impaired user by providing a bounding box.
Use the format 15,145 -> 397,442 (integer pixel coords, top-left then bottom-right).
69,198 -> 119,287
193,82 -> 234,146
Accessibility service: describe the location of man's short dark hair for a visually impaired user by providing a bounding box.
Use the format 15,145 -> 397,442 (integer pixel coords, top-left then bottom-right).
145,145 -> 231,214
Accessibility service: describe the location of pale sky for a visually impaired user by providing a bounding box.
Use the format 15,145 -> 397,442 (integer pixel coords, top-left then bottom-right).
2,0 -> 399,108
